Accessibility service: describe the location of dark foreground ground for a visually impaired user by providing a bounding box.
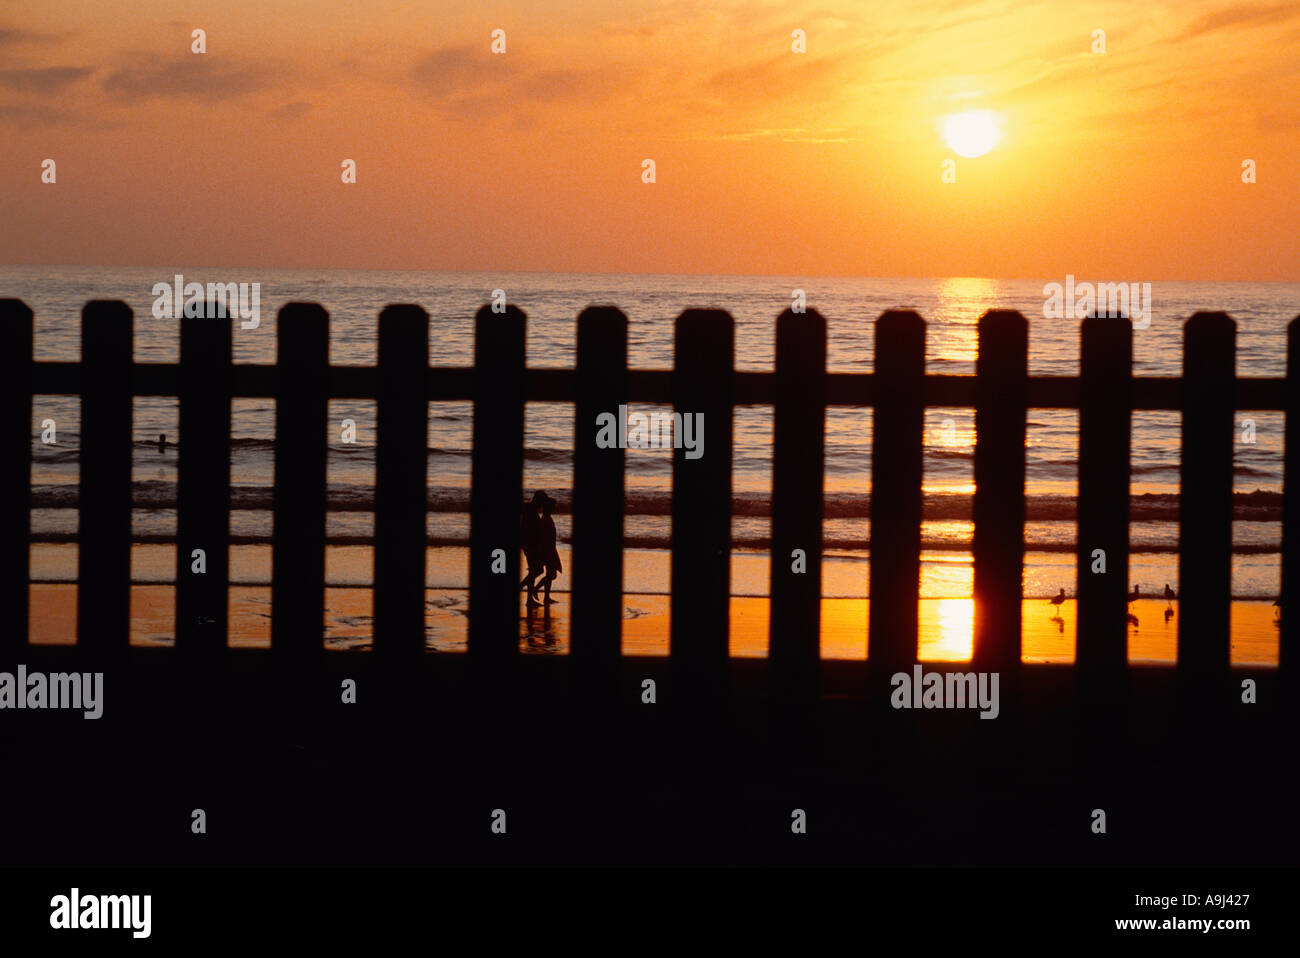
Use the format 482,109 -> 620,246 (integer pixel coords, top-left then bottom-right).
1,644 -> 1294,868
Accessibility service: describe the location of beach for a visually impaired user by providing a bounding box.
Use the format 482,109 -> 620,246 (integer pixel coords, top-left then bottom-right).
27,583 -> 1281,666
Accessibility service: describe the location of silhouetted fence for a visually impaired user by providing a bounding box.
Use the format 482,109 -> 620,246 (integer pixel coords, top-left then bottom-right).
2,298 -> 1297,719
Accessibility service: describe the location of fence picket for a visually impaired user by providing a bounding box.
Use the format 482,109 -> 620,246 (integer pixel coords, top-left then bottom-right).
973,310 -> 1028,685
869,311 -> 926,689
1179,313 -> 1235,721
468,303 -> 526,672
1283,317 -> 1300,714
176,308 -> 232,655
374,304 -> 429,661
670,309 -> 734,709
0,300 -> 32,659
770,308 -> 827,709
1076,316 -> 1133,717
79,301 -> 134,654
272,303 -> 330,661
571,306 -> 628,701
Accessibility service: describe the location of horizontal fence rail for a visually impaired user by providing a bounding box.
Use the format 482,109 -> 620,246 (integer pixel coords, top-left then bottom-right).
18,363 -> 1296,409
2,297 -> 1298,719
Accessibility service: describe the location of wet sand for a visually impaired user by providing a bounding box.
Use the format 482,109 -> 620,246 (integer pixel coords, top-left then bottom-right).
27,584 -> 1280,665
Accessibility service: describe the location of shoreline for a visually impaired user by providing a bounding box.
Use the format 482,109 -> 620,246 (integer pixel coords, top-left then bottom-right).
29,542 -> 1287,601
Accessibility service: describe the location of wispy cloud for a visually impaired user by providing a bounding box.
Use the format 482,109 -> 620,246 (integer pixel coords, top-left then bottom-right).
270,101 -> 312,121
1179,2 -> 1300,40
409,44 -> 618,119
705,53 -> 845,98
0,24 -> 69,50
0,101 -> 81,126
103,56 -> 279,101
0,66 -> 93,94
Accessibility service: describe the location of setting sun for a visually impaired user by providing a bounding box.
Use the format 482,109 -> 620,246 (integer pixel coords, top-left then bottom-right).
942,110 -> 1002,158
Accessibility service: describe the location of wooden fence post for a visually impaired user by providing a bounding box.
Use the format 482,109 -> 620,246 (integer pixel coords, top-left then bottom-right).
79,301 -> 134,656
0,300 -> 32,660
670,310 -> 733,711
1178,313 -> 1235,728
1076,316 -> 1133,732
869,311 -> 926,703
571,306 -> 627,704
973,310 -> 1027,711
176,306 -> 232,655
271,303 -> 330,663
1282,316 -> 1300,721
770,307 -> 827,712
468,303 -> 526,673
373,304 -> 429,663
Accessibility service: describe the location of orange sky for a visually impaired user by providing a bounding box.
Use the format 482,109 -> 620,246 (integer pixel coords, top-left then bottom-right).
1,0 -> 1297,280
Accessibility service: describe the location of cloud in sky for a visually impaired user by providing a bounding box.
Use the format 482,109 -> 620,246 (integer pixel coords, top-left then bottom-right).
102,56 -> 280,102
0,24 -> 69,50
270,100 -> 313,121
408,44 -> 622,120
1178,2 -> 1300,40
0,66 -> 93,94
0,101 -> 81,125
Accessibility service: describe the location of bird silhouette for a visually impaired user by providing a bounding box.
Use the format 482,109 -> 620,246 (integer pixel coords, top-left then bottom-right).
1163,583 -> 1177,603
1049,588 -> 1066,609
1128,584 -> 1141,604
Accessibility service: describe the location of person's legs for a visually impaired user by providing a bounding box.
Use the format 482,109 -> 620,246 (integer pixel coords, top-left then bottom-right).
526,562 -> 543,605
519,564 -> 538,592
541,565 -> 558,603
521,552 -> 542,596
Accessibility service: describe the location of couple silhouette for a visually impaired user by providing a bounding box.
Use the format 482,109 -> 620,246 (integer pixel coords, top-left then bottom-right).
519,491 -> 561,607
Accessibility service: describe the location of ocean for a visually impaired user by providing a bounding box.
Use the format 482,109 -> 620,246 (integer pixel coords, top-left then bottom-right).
6,265 -> 1298,605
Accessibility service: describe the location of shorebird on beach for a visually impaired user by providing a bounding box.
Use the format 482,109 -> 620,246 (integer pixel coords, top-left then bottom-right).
1049,588 -> 1066,609
1163,584 -> 1177,603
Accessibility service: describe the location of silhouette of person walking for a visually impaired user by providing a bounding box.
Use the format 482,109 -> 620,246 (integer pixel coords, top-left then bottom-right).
519,491 -> 546,606
537,494 -> 562,605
